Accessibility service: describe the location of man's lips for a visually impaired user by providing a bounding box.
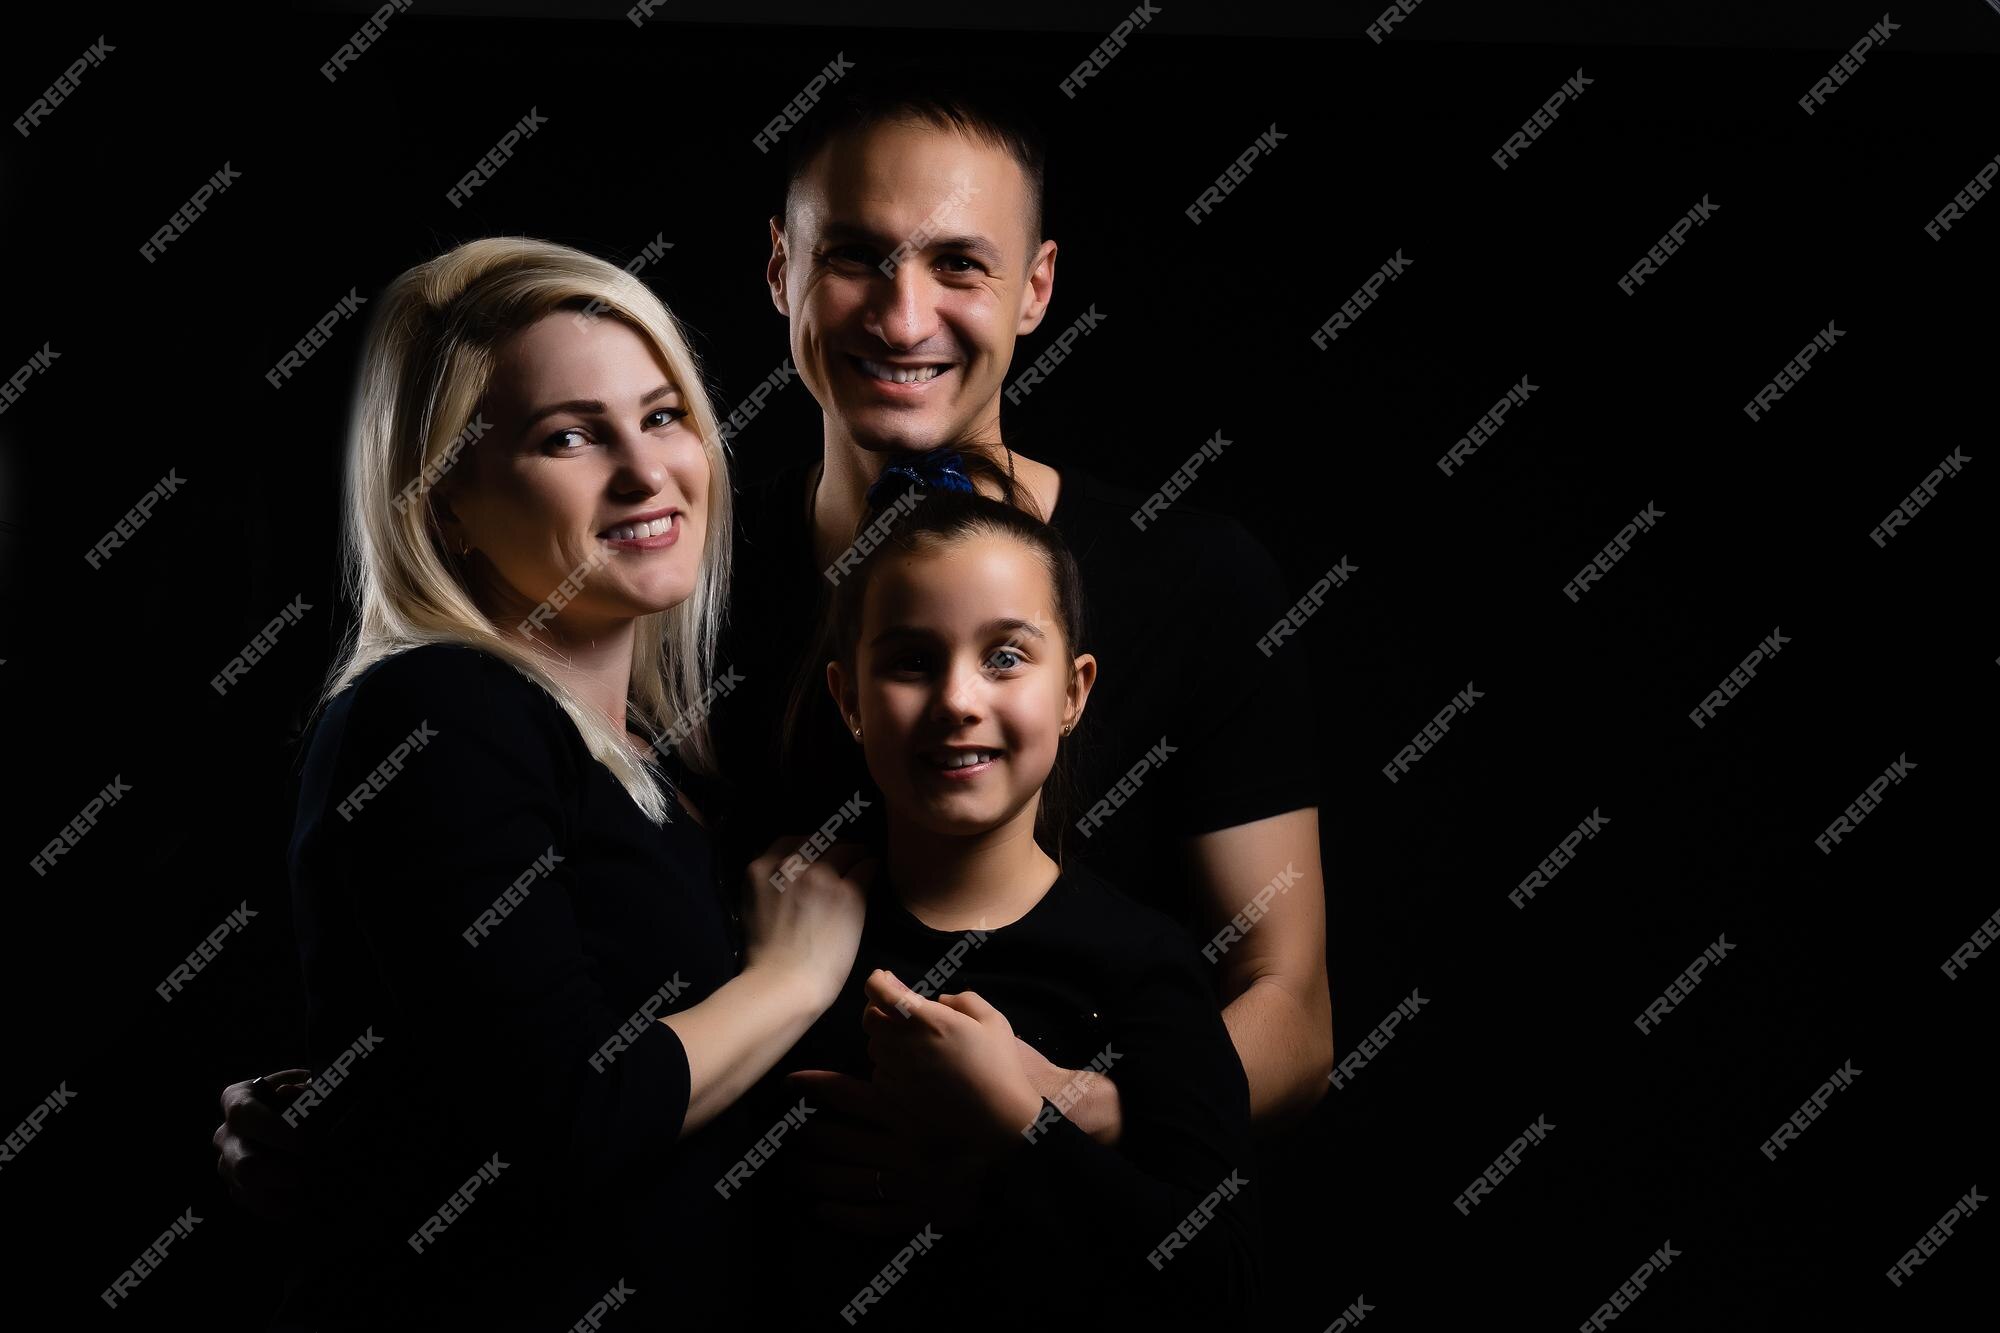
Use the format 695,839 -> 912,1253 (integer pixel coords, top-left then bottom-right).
849,355 -> 956,388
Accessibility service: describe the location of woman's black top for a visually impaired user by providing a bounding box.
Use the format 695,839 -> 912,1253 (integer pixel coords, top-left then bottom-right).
282,642 -> 745,1330
737,858 -> 1263,1329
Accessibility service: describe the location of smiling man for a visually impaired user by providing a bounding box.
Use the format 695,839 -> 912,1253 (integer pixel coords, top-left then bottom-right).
706,67 -> 1333,1186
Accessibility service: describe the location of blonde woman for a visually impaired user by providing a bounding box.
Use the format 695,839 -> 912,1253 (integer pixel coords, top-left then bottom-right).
249,238 -> 872,1329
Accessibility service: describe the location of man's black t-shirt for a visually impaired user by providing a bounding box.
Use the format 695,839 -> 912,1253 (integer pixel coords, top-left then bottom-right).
707,453 -> 1322,933
733,857 -> 1262,1329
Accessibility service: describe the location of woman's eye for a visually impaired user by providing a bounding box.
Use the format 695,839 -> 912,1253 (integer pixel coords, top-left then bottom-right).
544,428 -> 588,452
645,407 -> 687,428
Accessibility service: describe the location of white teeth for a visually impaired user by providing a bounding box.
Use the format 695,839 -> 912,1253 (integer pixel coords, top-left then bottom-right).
861,359 -> 947,384
937,750 -> 999,769
603,516 -> 673,542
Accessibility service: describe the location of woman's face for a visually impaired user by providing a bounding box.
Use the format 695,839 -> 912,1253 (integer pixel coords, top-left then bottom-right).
832,532 -> 1094,838
440,312 -> 708,633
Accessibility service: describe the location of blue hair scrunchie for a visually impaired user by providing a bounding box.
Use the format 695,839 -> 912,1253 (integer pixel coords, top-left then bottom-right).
865,448 -> 978,507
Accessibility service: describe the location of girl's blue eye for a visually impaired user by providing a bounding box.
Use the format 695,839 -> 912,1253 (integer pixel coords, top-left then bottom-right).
988,648 -> 1023,670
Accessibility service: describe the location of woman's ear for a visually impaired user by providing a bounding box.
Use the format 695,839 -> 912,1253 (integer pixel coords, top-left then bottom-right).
1064,651 -> 1097,733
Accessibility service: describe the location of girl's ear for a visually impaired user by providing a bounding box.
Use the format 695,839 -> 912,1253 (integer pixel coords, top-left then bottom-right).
826,658 -> 857,732
1064,651 -> 1097,733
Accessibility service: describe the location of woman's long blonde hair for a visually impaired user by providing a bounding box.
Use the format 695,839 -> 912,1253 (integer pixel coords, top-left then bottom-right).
324,236 -> 733,825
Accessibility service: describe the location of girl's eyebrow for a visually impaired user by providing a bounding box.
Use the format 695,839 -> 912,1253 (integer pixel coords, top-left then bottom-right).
869,618 -> 1046,649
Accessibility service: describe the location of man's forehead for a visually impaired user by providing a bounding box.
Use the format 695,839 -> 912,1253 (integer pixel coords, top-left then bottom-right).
798,121 -> 1028,240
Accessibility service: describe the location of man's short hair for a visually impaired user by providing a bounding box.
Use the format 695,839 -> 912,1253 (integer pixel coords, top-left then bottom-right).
778,63 -> 1048,251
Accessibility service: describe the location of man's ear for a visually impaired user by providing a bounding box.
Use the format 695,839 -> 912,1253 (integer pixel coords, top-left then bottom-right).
768,215 -> 791,317
1016,238 -> 1058,337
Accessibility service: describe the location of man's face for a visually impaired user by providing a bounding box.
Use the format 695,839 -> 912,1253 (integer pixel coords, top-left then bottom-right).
769,118 -> 1057,455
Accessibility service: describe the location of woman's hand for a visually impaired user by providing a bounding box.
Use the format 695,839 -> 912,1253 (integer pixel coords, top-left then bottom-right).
783,1068 -> 989,1236
859,969 -> 1044,1153
741,836 -> 874,1010
213,1070 -> 311,1219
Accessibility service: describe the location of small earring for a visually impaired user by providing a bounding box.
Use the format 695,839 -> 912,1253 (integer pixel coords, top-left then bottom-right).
852,728 -> 862,741
458,534 -> 471,557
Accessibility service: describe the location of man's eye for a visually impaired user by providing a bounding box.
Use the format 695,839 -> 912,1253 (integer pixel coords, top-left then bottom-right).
938,255 -> 982,274
825,246 -> 877,267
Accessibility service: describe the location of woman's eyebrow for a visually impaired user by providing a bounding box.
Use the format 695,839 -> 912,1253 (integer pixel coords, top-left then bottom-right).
518,384 -> 679,433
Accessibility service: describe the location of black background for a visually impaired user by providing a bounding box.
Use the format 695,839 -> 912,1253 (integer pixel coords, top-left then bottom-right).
2,2 -> 1994,1328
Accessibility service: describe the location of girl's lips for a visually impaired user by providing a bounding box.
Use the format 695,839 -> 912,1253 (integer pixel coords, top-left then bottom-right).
921,751 -> 1001,780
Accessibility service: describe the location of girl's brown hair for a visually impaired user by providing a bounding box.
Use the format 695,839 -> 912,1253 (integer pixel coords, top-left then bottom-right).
781,442 -> 1089,866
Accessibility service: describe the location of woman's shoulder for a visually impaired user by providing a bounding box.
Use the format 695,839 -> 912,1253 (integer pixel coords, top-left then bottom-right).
315,642 -> 580,773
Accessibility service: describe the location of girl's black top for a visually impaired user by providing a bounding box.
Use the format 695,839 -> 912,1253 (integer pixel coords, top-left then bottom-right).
737,858 -> 1263,1329
282,642 -> 746,1330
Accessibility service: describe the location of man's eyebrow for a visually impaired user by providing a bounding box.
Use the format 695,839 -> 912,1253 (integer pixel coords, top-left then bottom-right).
821,220 -> 1004,267
518,384 -> 679,434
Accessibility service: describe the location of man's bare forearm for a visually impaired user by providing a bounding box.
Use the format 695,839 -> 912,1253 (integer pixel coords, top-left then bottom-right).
1222,973 -> 1334,1126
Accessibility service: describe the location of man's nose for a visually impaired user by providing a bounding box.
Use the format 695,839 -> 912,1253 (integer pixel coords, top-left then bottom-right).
866,266 -> 940,350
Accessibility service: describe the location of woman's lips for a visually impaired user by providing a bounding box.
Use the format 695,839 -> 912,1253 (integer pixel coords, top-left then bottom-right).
598,513 -> 682,550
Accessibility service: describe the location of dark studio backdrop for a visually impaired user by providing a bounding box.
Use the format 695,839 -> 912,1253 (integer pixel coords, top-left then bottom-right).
1,2 -> 1994,1328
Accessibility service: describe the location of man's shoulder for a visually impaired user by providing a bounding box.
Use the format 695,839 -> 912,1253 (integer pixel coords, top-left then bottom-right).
1054,461 -> 1288,598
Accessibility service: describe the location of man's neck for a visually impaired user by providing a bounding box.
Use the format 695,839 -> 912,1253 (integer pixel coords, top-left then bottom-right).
810,430 -> 1062,571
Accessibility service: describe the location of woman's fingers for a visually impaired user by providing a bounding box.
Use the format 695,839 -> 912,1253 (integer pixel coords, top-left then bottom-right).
793,1114 -> 915,1170
814,1199 -> 932,1237
220,1078 -> 308,1153
784,1068 -> 883,1122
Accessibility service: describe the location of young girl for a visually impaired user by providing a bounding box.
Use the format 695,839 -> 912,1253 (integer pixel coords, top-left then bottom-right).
741,446 -> 1262,1328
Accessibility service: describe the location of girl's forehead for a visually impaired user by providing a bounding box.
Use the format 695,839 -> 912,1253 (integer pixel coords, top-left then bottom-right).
862,538 -> 1057,635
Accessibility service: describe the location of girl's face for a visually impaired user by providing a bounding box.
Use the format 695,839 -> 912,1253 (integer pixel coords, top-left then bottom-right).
439,312 -> 709,633
830,532 -> 1094,838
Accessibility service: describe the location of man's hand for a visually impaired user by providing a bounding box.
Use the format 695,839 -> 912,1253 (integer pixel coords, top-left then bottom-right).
1009,1036 -> 1124,1147
212,1070 -> 310,1220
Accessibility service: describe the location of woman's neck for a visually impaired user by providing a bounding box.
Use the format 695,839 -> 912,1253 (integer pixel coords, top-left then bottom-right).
885,806 -> 1059,932
466,560 -> 639,740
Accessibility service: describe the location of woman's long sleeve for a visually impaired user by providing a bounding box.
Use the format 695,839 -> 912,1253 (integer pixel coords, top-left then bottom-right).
291,646 -> 693,1195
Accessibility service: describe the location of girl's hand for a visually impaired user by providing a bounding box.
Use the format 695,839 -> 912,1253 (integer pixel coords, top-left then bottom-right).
860,970 -> 1044,1153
